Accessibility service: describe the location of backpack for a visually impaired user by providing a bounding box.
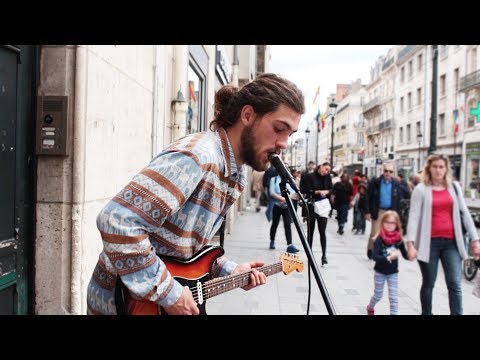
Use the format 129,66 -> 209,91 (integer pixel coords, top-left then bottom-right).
399,198 -> 410,235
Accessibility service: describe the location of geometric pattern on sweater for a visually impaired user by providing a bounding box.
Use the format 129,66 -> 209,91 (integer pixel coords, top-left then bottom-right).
87,128 -> 245,314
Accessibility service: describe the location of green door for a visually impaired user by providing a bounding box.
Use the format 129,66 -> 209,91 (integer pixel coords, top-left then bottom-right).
0,45 -> 37,314
0,46 -> 19,314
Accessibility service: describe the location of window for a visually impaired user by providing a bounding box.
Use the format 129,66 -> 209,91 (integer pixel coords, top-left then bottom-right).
440,45 -> 448,59
454,68 -> 459,91
187,64 -> 206,134
416,121 -> 421,138
400,96 -> 404,113
399,127 -> 404,144
468,116 -> 476,128
438,113 -> 445,136
418,53 -> 423,71
440,74 -> 446,97
468,99 -> 477,127
470,48 -> 477,73
407,124 -> 411,142
408,60 -> 413,78
357,132 -> 364,146
417,88 -> 422,106
401,67 -> 405,82
408,92 -> 412,110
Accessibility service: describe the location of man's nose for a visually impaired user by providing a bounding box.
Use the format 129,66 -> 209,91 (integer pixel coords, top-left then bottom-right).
276,136 -> 289,150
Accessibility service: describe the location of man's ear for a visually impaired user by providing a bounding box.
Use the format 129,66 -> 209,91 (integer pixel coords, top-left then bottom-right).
240,105 -> 255,125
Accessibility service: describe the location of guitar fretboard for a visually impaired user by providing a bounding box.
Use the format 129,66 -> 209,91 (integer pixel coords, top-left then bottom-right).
202,262 -> 283,300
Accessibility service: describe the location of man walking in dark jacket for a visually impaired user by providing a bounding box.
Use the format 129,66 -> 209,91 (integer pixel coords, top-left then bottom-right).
365,162 -> 408,259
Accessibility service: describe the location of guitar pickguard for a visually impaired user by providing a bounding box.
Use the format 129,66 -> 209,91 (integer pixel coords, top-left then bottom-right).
174,274 -> 211,315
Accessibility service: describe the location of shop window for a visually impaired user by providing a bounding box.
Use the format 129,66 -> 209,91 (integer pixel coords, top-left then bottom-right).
187,64 -> 206,134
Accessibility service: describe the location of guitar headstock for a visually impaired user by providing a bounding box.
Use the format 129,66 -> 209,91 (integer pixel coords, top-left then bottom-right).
279,252 -> 304,274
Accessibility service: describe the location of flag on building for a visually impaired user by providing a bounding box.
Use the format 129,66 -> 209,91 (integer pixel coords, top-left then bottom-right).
312,85 -> 320,105
453,109 -> 459,135
315,110 -> 321,131
320,112 -> 325,130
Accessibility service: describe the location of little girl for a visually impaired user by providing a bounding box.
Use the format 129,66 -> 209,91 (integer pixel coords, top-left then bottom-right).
366,210 -> 408,315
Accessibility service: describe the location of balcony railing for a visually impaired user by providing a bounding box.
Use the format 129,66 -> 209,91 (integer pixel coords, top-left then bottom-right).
354,121 -> 367,129
379,118 -> 396,130
362,97 -> 381,113
460,69 -> 480,92
366,124 -> 380,135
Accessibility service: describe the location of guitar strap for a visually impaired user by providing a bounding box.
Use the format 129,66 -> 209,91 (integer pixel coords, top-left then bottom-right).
219,215 -> 226,248
114,275 -> 129,315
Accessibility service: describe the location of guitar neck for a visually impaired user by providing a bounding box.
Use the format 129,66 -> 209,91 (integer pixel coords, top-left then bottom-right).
202,262 -> 283,300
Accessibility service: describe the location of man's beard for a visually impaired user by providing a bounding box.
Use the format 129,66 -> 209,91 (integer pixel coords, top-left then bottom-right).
240,124 -> 266,171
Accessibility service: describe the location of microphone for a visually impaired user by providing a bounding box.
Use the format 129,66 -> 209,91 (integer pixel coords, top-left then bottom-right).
268,153 -> 300,193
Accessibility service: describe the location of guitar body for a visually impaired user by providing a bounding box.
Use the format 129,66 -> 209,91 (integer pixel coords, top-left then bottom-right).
123,244 -> 303,315
127,245 -> 225,315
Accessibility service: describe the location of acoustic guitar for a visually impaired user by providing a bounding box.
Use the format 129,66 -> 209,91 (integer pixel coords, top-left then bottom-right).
122,245 -> 304,315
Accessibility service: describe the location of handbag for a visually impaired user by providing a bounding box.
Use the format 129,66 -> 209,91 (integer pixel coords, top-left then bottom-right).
314,197 -> 331,218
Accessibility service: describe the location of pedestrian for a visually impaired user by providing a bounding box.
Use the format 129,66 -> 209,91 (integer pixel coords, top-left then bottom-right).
328,169 -> 340,219
332,173 -> 352,235
351,183 -> 367,235
268,174 -> 299,253
351,169 -> 361,200
251,170 -> 265,212
304,162 -> 332,265
365,162 -> 406,260
299,160 -> 317,221
86,73 -> 305,315
289,168 -> 302,213
263,164 -> 278,222
350,169 -> 362,232
470,179 -> 478,201
366,210 -> 408,315
406,153 -> 480,315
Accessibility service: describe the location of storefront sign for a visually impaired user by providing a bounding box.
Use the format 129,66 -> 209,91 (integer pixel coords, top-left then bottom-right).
216,45 -> 232,85
466,142 -> 480,155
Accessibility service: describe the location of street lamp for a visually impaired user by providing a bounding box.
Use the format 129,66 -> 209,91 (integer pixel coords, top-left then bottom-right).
293,140 -> 298,168
289,142 -> 294,167
417,132 -> 423,172
315,123 -> 320,166
305,128 -> 310,169
329,99 -> 338,166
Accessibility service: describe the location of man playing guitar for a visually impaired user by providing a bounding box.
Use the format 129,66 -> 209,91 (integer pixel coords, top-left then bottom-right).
86,74 -> 305,315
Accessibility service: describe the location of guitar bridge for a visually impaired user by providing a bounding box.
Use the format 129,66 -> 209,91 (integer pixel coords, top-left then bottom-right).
196,281 -> 204,305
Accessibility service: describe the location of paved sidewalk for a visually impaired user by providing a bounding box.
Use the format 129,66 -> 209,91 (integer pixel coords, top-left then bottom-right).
207,202 -> 480,315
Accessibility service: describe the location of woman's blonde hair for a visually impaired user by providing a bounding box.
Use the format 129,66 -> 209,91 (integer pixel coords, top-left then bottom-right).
421,153 -> 452,186
374,210 -> 404,240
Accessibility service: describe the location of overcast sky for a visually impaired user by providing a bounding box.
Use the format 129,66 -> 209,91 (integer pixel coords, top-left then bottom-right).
268,45 -> 393,138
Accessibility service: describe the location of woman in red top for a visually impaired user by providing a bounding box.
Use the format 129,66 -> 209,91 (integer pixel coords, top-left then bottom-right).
406,154 -> 480,315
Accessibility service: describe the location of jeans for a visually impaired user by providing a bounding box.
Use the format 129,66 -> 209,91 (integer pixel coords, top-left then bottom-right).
336,204 -> 348,227
418,237 -> 463,315
270,204 -> 293,245
368,271 -> 399,315
354,209 -> 366,231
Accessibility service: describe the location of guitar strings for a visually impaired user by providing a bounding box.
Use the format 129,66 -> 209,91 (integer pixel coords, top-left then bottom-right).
187,263 -> 283,303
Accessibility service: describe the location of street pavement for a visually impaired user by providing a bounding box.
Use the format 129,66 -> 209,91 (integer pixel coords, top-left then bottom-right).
207,199 -> 480,316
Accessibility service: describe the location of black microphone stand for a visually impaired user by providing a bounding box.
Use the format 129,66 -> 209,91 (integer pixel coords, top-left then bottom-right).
279,179 -> 336,315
